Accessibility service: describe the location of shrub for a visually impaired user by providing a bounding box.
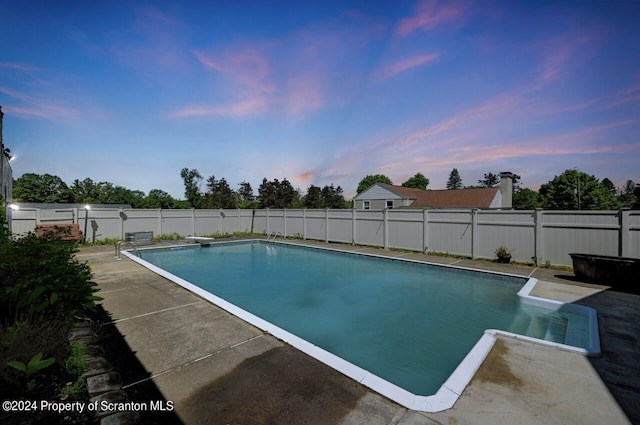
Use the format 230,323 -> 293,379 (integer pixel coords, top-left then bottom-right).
0,225 -> 102,322
494,245 -> 512,263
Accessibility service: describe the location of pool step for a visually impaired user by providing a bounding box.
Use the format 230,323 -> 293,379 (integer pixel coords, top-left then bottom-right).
564,316 -> 587,347
545,315 -> 568,343
509,315 -> 532,335
525,316 -> 549,339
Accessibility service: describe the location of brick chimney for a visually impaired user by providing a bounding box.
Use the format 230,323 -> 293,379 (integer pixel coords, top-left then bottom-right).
499,172 -> 514,209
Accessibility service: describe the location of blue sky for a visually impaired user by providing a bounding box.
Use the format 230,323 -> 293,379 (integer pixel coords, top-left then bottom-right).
1,0 -> 639,200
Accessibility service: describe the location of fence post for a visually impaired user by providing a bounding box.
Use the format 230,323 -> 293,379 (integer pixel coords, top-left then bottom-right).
191,208 -> 196,236
471,209 -> 478,259
325,208 -> 329,243
303,209 -> 307,240
620,208 -> 630,257
266,208 -> 270,235
283,208 -> 287,237
423,208 -> 429,252
158,209 -> 163,236
535,208 -> 543,266
119,208 -> 125,240
352,208 -> 356,245
383,208 -> 389,249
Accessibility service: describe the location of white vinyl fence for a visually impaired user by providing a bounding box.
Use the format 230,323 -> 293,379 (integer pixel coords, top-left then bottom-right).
10,207 -> 639,267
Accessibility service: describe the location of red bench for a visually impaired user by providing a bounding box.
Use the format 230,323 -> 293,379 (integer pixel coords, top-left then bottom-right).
35,224 -> 82,241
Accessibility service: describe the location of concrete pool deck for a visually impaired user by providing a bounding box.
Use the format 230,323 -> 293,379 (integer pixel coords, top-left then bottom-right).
78,238 -> 639,425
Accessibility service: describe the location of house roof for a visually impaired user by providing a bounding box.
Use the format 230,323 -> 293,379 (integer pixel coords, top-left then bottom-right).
375,183 -> 500,208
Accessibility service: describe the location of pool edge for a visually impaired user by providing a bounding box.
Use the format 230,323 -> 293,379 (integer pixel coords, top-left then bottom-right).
121,240 -> 600,412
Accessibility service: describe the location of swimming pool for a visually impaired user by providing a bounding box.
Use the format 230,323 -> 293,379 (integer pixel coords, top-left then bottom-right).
125,240 -> 600,411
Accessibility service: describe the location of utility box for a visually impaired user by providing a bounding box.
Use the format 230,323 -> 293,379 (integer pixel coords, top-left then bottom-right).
125,231 -> 154,246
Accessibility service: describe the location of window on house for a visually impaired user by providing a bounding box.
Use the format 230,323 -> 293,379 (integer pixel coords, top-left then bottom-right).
386,200 -> 393,209
363,201 -> 370,210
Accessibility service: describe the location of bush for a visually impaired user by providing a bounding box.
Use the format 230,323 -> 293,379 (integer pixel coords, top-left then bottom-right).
0,213 -> 101,322
0,209 -> 99,423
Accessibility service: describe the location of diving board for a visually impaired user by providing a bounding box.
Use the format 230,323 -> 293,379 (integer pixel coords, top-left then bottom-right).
185,237 -> 215,246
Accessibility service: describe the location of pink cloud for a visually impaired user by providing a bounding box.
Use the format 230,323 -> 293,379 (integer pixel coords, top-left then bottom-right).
531,27 -> 607,90
172,96 -> 270,118
296,171 -> 317,183
283,76 -> 324,115
0,86 -> 77,120
192,45 -> 331,118
396,0 -> 465,36
386,91 -> 524,153
194,51 -> 224,72
195,47 -> 275,94
175,46 -> 282,119
374,53 -> 439,81
185,10 -> 386,120
608,81 -> 640,108
421,119 -> 640,167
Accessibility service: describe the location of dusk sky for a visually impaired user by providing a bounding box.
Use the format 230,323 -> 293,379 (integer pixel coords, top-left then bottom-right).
1,0 -> 639,200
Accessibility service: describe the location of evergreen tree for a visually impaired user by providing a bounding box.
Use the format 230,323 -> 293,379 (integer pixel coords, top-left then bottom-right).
304,185 -> 322,208
321,184 -> 346,208
446,168 -> 463,190
217,178 -> 237,208
237,181 -> 255,208
619,180 -> 638,208
601,178 -> 616,196
478,172 -> 500,188
258,178 -> 300,208
203,175 -> 220,208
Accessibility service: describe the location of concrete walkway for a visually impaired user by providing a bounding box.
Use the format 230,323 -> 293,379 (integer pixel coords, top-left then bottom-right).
78,239 -> 638,425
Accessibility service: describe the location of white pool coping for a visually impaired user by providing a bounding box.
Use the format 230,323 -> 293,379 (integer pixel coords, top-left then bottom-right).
122,239 -> 601,412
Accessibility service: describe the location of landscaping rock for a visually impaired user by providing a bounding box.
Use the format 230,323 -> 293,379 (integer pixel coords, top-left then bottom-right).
83,357 -> 114,378
81,343 -> 104,357
72,335 -> 98,345
68,328 -> 95,341
87,372 -> 123,396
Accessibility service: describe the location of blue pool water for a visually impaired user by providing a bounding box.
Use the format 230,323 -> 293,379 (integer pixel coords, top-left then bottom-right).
139,241 -> 591,396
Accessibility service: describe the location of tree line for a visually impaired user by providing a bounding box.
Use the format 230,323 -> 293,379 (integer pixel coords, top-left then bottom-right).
180,168 -> 349,209
11,174 -> 183,208
11,168 -> 639,210
10,170 -> 351,210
